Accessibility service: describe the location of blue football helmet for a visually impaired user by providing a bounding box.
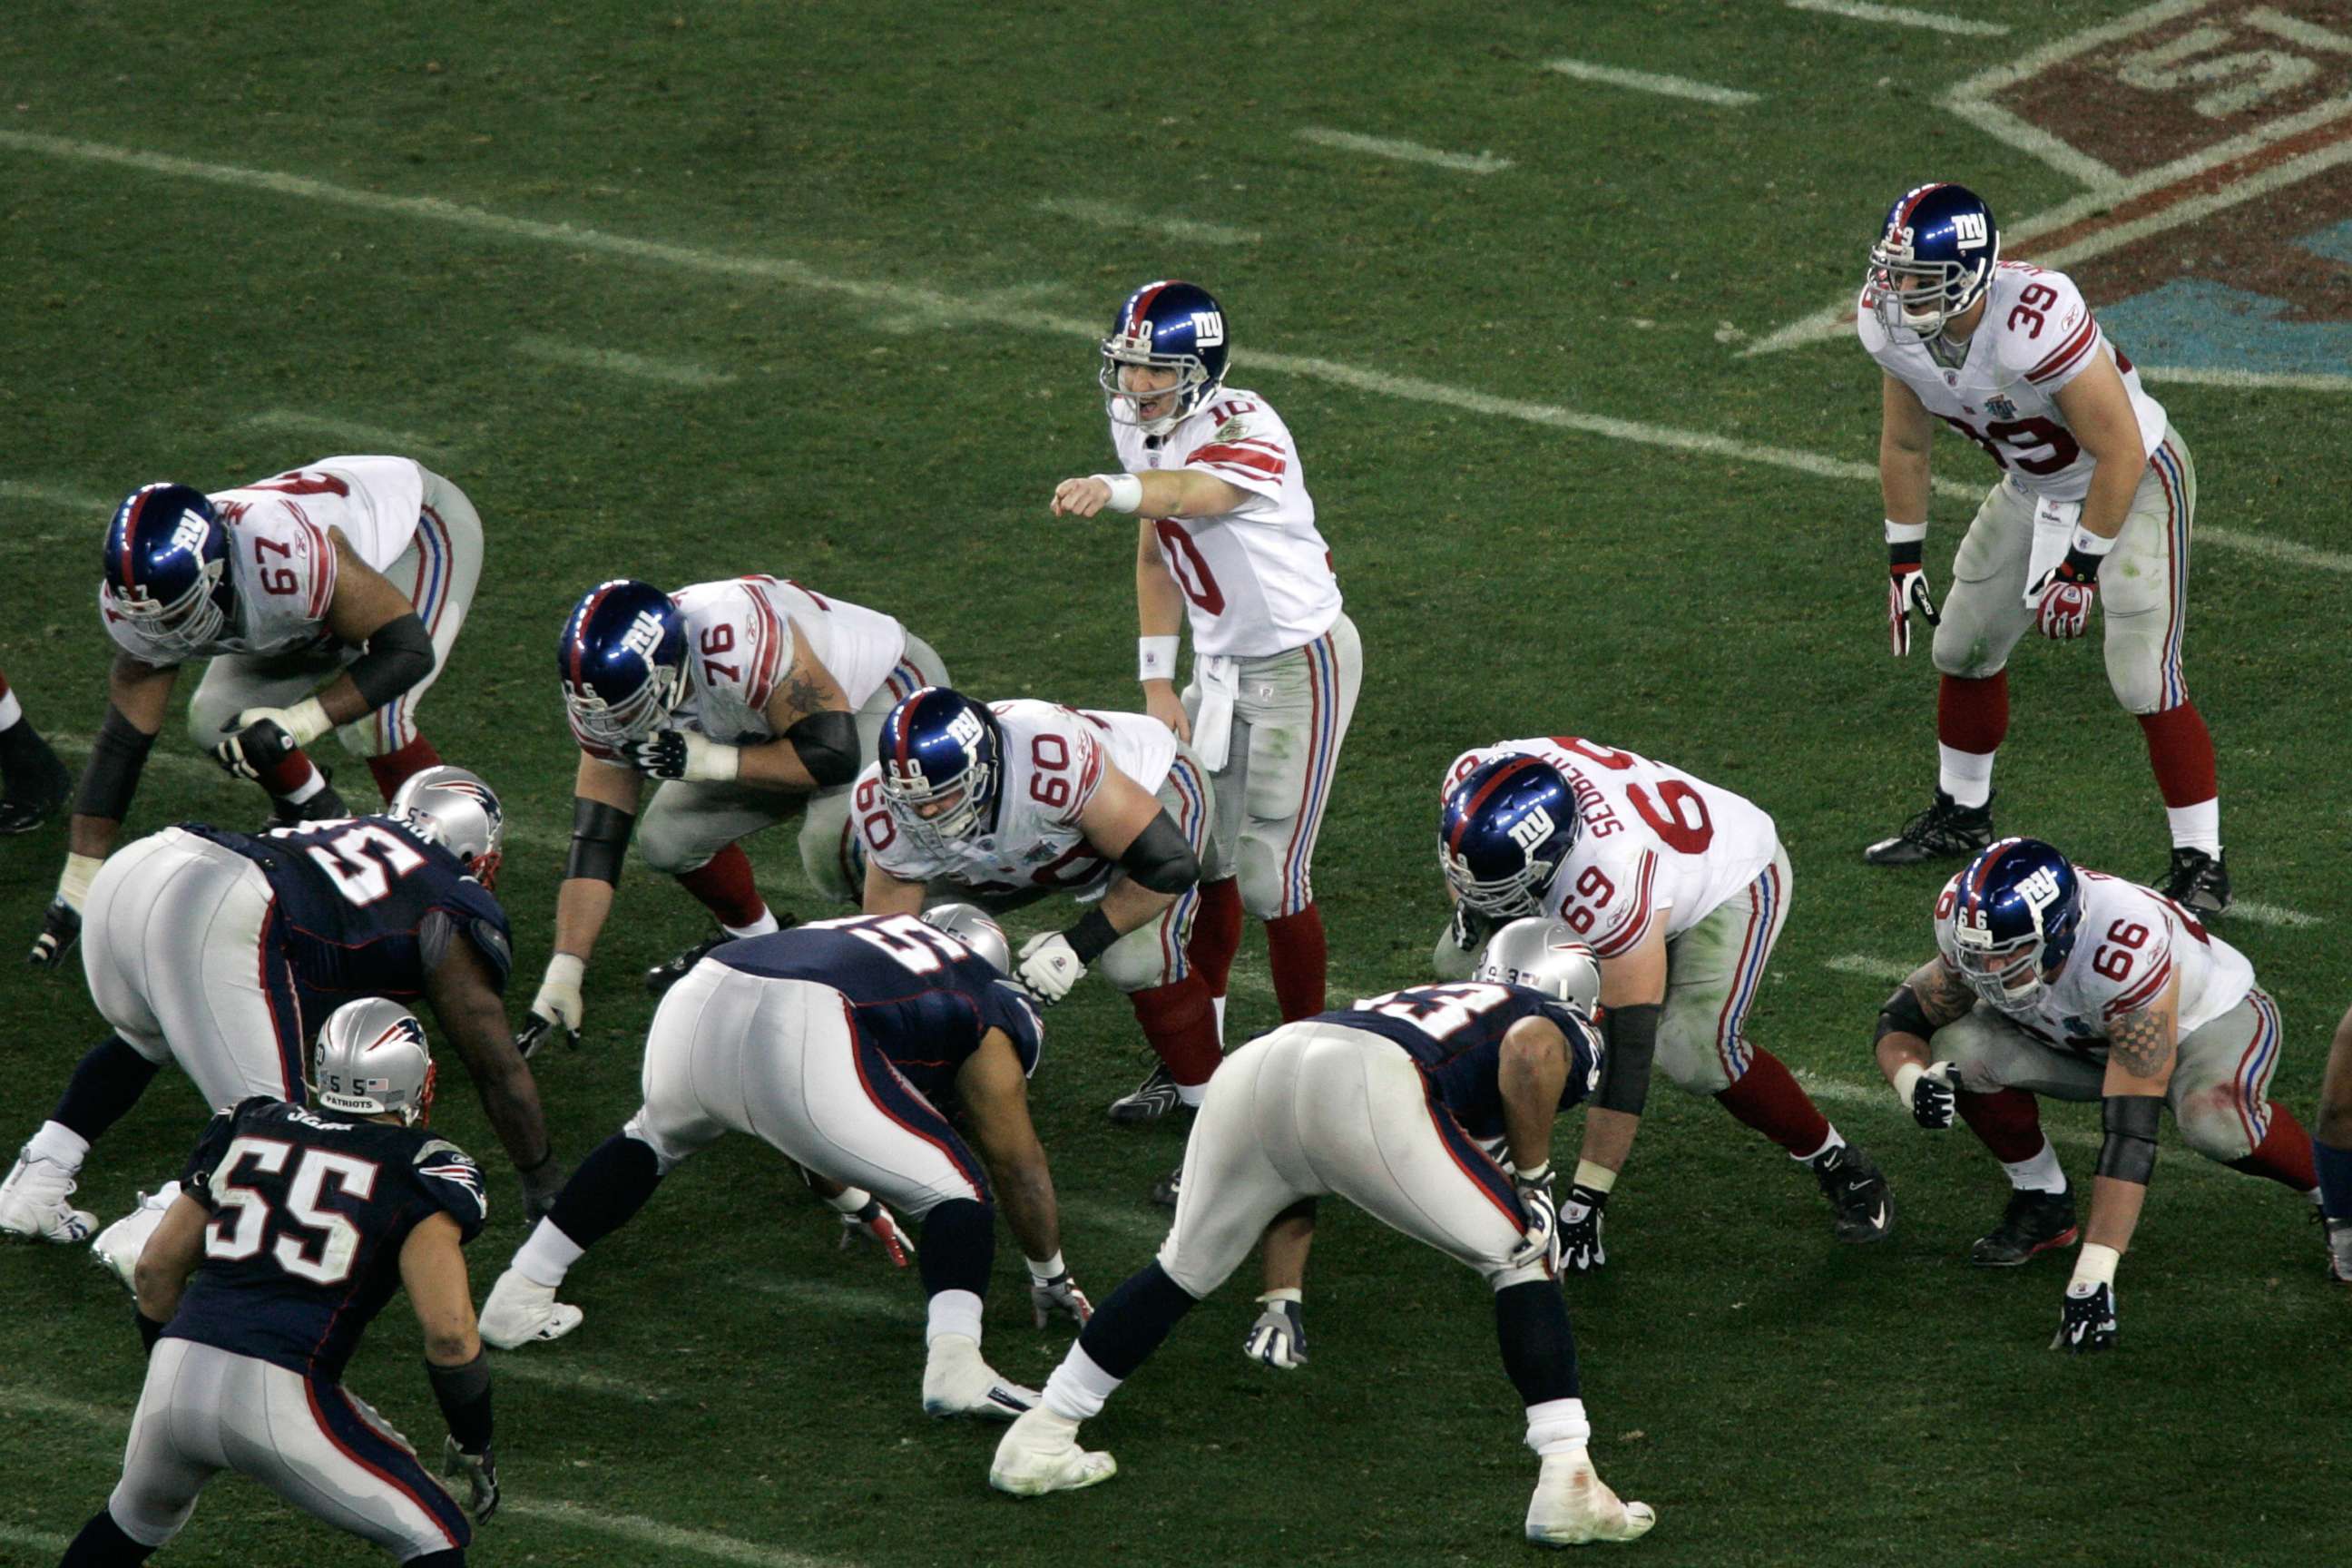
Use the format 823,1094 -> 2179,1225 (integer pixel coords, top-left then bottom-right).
1945,837 -> 2082,1011
1866,182 -> 2000,340
876,687 -> 1002,849
557,579 -> 687,753
1438,756 -> 1583,919
1100,279 -> 1230,436
101,483 -> 234,658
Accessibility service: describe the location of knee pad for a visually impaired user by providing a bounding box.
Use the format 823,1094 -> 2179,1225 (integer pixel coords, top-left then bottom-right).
1236,841 -> 1288,920
1097,922 -> 1178,994
797,799 -> 864,907
2173,1088 -> 2258,1164
632,806 -> 705,877
1930,621 -> 2008,681
1651,1015 -> 1736,1098
183,691 -> 239,748
619,1112 -> 695,1177
2102,627 -> 2167,715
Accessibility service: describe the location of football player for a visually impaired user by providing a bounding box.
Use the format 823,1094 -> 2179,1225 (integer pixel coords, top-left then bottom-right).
1858,183 -> 2228,916
2318,999 -> 2352,1283
56,1000 -> 498,1566
0,668 -> 71,834
1871,838 -> 2320,1350
520,574 -> 946,1048
989,918 -> 1654,1548
1051,279 -> 1362,1121
0,768 -> 562,1244
1437,739 -> 1891,1261
30,459 -> 484,966
479,908 -> 1089,1421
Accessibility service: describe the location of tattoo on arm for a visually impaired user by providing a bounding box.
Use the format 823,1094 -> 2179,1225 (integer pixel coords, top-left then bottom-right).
1921,964 -> 1976,1026
2108,1008 -> 2175,1081
777,664 -> 828,724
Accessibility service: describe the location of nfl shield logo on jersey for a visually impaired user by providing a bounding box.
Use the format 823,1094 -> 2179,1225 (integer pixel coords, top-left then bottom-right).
1986,395 -> 2017,419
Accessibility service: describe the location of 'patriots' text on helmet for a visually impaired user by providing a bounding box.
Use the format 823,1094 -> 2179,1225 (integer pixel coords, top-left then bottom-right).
101,483 -> 235,660
313,997 -> 436,1126
922,902 -> 1012,975
1865,182 -> 2000,341
558,579 -> 688,755
1439,756 -> 1582,919
876,688 -> 1003,851
1945,837 -> 2082,1011
390,765 -> 505,888
1100,279 -> 1230,436
1475,917 -> 1602,1016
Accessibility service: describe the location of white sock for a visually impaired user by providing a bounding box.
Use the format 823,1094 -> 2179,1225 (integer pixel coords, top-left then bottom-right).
1041,1345 -> 1122,1422
1936,746 -> 1996,809
723,907 -> 781,939
1211,995 -> 1227,1047
0,689 -> 22,732
512,1219 -> 587,1288
25,1121 -> 90,1171
1793,1126 -> 1846,1164
1177,1081 -> 1208,1109
2164,799 -> 2220,856
282,768 -> 327,805
1524,1396 -> 1592,1456
925,1289 -> 985,1348
2002,1138 -> 2067,1194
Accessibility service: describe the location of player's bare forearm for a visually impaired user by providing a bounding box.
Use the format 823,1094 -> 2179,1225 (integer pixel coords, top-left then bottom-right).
2074,451 -> 2141,544
1578,1108 -> 1642,1178
1499,1020 -> 1571,1171
2319,1001 -> 2352,1143
1875,958 -> 1973,1083
1136,469 -> 1250,519
71,658 -> 178,858
860,861 -> 926,917
1097,874 -> 1176,937
731,736 -> 820,790
552,877 -> 615,963
1136,525 -> 1187,639
427,948 -> 553,1171
2082,1172 -> 2148,1257
1259,1200 -> 1317,1294
1879,375 -> 1935,524
400,1214 -> 485,1365
2053,357 -> 2147,541
992,1152 -> 1063,1266
133,1193 -> 211,1324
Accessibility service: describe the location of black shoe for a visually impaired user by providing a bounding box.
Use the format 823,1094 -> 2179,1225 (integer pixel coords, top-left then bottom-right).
1810,1143 -> 1893,1243
1971,1185 -> 2078,1267
2158,847 -> 2230,919
265,772 -> 349,829
1864,789 -> 1994,867
646,931 -> 732,995
1150,1164 -> 1182,1209
1108,1063 -> 1184,1125
0,726 -> 71,835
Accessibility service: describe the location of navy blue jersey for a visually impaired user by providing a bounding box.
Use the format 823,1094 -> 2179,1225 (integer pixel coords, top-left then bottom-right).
168,1097 -> 488,1381
713,916 -> 1044,1102
181,817 -> 514,1016
1319,983 -> 1603,1141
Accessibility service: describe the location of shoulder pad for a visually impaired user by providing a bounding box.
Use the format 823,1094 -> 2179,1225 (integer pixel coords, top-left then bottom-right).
411,1138 -> 490,1233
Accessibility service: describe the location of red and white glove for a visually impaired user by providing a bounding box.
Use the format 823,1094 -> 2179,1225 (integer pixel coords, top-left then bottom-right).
827,1186 -> 914,1268
1886,521 -> 1938,657
2027,534 -> 2113,641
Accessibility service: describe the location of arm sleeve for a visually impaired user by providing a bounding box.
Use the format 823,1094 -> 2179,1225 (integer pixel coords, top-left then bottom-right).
1180,408 -> 1291,502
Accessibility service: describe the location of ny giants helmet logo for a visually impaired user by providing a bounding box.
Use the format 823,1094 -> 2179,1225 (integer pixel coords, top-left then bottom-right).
2013,865 -> 2063,914
1506,805 -> 1557,854
1950,211 -> 1990,250
1189,309 -> 1226,348
168,513 -> 211,554
618,609 -> 668,662
946,706 -> 986,752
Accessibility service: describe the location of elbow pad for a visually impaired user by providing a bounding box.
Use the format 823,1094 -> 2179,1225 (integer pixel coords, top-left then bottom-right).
564,798 -> 636,886
1875,984 -> 1936,1045
345,612 -> 436,711
74,705 -> 158,821
2095,1094 -> 2162,1185
1117,812 -> 1200,894
782,709 -> 861,789
1595,1003 -> 1661,1116
426,1348 -> 495,1453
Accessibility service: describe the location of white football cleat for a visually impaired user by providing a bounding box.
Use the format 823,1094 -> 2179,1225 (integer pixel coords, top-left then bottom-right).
91,1181 -> 181,1289
479,1269 -> 585,1349
0,1144 -> 97,1245
921,1333 -> 1037,1421
1525,1449 -> 1656,1546
989,1406 -> 1117,1495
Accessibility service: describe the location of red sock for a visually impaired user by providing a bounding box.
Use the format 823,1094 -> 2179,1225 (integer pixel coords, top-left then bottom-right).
1713,1048 -> 1832,1157
2229,1102 -> 2318,1192
1936,671 -> 2010,756
258,749 -> 322,799
2135,703 -> 2218,808
1129,976 -> 1221,1088
1956,1086 -> 2045,1163
676,844 -> 769,931
365,734 -> 444,801
1264,905 -> 1328,1023
1187,877 -> 1244,1000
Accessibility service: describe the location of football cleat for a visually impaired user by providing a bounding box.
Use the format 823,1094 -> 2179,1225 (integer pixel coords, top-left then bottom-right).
1865,789 -> 1994,866
2324,1215 -> 2352,1285
90,1181 -> 181,1289
0,729 -> 72,836
2158,847 -> 2230,920
1150,1163 -> 1183,1210
479,1269 -> 586,1348
1107,1062 -> 1184,1124
1524,1450 -> 1657,1546
921,1334 -> 1037,1421
989,1407 -> 1118,1495
1810,1143 -> 1893,1244
1971,1185 -> 2079,1268
0,1144 -> 96,1244
645,929 -> 749,996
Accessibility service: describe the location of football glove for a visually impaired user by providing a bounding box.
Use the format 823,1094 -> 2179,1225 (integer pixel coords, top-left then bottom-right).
1887,534 -> 1940,657
1028,1264 -> 1093,1328
27,852 -> 101,970
1558,1181 -> 1608,1274
1243,1289 -> 1308,1370
1506,1162 -> 1563,1275
516,955 -> 585,1056
2051,1279 -> 2117,1354
2027,548 -> 2102,641
627,729 -> 740,783
828,1187 -> 915,1268
1015,932 -> 1086,1005
1909,1060 -> 1959,1131
212,700 -> 332,780
517,1153 -> 568,1227
441,1437 -> 501,1524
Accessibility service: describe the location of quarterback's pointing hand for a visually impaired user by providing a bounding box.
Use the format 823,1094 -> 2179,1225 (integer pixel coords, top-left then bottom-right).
1052,476 -> 1112,518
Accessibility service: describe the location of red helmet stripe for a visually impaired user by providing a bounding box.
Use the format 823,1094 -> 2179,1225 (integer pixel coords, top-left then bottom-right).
1124,280 -> 1172,338
1446,757 -> 1545,857
119,487 -> 152,593
568,584 -> 613,690
1896,182 -> 1947,232
892,693 -> 925,770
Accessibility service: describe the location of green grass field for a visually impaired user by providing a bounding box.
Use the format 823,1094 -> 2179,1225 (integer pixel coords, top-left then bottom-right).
3,3 -> 2346,1563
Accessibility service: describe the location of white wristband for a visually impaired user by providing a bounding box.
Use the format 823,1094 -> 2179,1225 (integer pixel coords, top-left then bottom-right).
1095,473 -> 1144,514
1138,635 -> 1181,683
1257,1288 -> 1304,1307
2071,1240 -> 2121,1289
825,1185 -> 874,1216
544,953 -> 586,990
1571,1159 -> 1618,1195
57,851 -> 103,912
2069,526 -> 2120,557
1893,1062 -> 1925,1106
1025,1251 -> 1067,1283
1884,519 -> 1927,545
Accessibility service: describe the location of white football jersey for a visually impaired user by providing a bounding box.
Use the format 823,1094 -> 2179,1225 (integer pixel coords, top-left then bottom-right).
856,701 -> 1177,901
1857,261 -> 2168,504
667,575 -> 907,747
1112,388 -> 1340,658
102,456 -> 425,665
1934,868 -> 2254,1050
1445,737 -> 1779,958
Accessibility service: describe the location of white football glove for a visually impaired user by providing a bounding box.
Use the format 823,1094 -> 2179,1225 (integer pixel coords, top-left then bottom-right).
1243,1289 -> 1308,1370
213,698 -> 333,780
1016,932 -> 1087,1005
1028,1258 -> 1093,1328
516,955 -> 585,1056
826,1185 -> 915,1268
1506,1161 -> 1563,1275
234,698 -> 333,748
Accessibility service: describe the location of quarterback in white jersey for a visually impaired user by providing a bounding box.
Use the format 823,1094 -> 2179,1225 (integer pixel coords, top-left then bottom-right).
1053,279 -> 1362,1124
1872,838 -> 2318,1350
31,456 -> 484,971
1857,182 -> 2226,918
1435,737 -> 1891,1261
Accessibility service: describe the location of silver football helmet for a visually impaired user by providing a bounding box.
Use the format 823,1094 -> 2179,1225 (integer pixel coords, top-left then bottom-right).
313,997 -> 436,1126
389,765 -> 505,887
922,902 -> 1011,976
1474,917 -> 1602,1016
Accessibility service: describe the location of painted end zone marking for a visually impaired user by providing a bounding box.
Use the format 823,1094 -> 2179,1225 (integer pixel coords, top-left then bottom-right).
1294,127 -> 1514,174
1786,0 -> 2009,36
514,336 -> 737,388
1542,58 -> 1759,106
243,409 -> 457,459
1034,197 -> 1259,247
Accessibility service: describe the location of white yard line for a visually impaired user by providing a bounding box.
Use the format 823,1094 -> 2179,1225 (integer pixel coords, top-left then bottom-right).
0,478 -> 112,513
508,1500 -> 855,1568
1824,954 -> 1914,984
2138,364 -> 2352,393
2036,133 -> 2352,272
493,1354 -> 668,1402
2247,5 -> 2352,53
1941,0 -> 2214,185
514,335 -> 738,389
732,1272 -> 915,1316
1059,1193 -> 1175,1246
1785,0 -> 2009,36
0,1386 -> 130,1432
2231,899 -> 2324,929
1293,128 -> 1514,174
243,409 -> 460,459
1541,59 -> 1759,106
2195,525 -> 2352,573
1034,196 -> 1259,247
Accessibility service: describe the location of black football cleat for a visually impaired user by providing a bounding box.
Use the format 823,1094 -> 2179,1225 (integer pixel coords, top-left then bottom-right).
1810,1142 -> 1893,1243
0,727 -> 71,836
646,931 -> 732,995
1971,1185 -> 2079,1267
2158,847 -> 2230,920
1864,789 -> 1994,867
1150,1163 -> 1182,1210
1107,1062 -> 1185,1125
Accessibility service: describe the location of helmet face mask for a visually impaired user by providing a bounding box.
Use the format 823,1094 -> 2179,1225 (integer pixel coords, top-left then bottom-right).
312,998 -> 436,1126
1865,182 -> 1999,341
1099,279 -> 1229,436
877,690 -> 1000,853
103,484 -> 237,659
557,581 -> 688,754
389,765 -> 506,889
1439,759 -> 1580,920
